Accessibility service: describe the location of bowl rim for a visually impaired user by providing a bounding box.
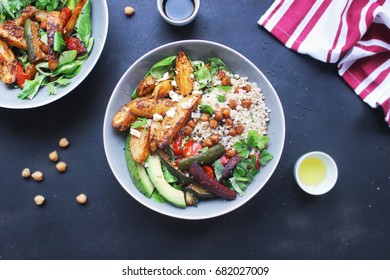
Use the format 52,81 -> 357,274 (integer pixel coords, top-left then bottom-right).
293,151 -> 338,195
0,0 -> 109,110
103,39 -> 286,219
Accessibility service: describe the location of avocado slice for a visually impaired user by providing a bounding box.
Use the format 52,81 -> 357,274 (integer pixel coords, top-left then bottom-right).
145,154 -> 186,208
125,134 -> 154,198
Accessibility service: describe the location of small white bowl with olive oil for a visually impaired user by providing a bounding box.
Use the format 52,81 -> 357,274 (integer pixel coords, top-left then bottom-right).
294,151 -> 338,195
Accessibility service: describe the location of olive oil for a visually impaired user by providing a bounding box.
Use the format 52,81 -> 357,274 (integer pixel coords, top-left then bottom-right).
163,0 -> 195,21
298,157 -> 327,187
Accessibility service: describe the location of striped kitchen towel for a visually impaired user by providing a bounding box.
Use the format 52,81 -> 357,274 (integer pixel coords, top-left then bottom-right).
259,0 -> 390,126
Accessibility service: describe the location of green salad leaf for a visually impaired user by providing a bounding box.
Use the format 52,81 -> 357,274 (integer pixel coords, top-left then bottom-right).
208,57 -> 232,76
75,0 -> 91,47
192,61 -> 211,89
149,55 -> 176,78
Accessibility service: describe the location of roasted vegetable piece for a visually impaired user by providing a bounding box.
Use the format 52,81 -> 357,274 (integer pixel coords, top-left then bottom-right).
220,153 -> 242,182
175,50 -> 194,96
63,0 -> 87,35
47,10 -> 70,69
178,143 -> 226,171
157,149 -> 195,185
185,191 -> 198,206
157,93 -> 202,149
129,127 -> 150,163
112,104 -> 138,132
24,19 -> 46,64
136,75 -> 156,97
189,161 -> 237,200
149,120 -> 162,153
14,6 -> 38,27
185,184 -> 214,198
0,40 -> 18,84
152,80 -> 174,99
0,21 -> 27,50
126,96 -> 175,118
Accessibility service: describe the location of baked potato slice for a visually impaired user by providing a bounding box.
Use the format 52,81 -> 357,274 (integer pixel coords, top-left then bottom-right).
0,21 -> 27,50
130,127 -> 150,163
157,93 -> 202,149
175,50 -> 193,96
152,79 -> 174,99
126,96 -> 175,118
149,120 -> 162,153
0,40 -> 18,85
112,104 -> 138,132
136,75 -> 156,97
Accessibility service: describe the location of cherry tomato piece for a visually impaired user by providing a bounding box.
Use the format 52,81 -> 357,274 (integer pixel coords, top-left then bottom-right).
219,155 -> 230,166
16,62 -> 30,89
182,141 -> 202,157
202,165 -> 215,178
172,134 -> 185,156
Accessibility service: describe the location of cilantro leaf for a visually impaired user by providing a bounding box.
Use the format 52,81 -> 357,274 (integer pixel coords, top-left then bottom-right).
259,149 -> 273,166
233,139 -> 250,158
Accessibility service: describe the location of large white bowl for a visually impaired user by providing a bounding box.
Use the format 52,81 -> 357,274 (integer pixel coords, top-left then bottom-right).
0,0 -> 108,109
103,40 -> 285,220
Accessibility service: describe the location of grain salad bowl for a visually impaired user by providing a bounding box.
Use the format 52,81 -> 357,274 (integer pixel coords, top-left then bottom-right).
103,40 -> 285,220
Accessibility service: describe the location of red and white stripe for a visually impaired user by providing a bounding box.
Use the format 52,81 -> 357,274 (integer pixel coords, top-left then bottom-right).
259,0 -> 390,126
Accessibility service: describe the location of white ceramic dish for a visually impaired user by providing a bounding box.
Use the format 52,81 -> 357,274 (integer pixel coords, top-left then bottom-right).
103,40 -> 285,220
0,0 -> 109,109
294,151 -> 338,195
157,0 -> 200,26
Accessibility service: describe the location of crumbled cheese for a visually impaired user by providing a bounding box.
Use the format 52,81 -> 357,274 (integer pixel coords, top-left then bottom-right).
181,100 -> 193,109
171,80 -> 177,87
190,73 -> 194,78
169,91 -> 181,102
130,128 -> 141,138
153,113 -> 163,121
166,108 -> 176,118
156,72 -> 170,83
143,162 -> 149,168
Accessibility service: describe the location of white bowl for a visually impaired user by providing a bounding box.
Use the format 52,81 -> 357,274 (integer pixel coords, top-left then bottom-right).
103,40 -> 285,219
294,151 -> 338,195
157,0 -> 200,26
0,0 -> 108,109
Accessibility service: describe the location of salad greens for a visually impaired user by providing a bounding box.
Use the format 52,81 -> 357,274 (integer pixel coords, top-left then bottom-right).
0,0 -> 94,99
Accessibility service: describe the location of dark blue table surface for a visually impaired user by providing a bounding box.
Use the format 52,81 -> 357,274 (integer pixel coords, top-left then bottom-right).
0,0 -> 389,260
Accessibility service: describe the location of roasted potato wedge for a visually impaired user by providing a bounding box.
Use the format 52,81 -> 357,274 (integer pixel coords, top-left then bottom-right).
63,0 -> 87,35
152,80 -> 174,99
136,75 -> 156,97
0,40 -> 18,85
126,97 -> 175,118
157,93 -> 202,149
112,104 -> 138,132
0,21 -> 27,50
175,50 -> 193,96
149,120 -> 162,153
130,127 -> 150,163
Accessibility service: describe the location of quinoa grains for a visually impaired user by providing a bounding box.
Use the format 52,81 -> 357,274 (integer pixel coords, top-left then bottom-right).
22,168 -> 31,178
31,171 -> 44,182
76,193 -> 88,205
34,195 -> 45,206
59,137 -> 69,148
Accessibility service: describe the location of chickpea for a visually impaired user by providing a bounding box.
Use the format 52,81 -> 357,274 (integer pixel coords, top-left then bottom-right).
221,76 -> 232,86
221,108 -> 231,119
225,118 -> 233,127
187,119 -> 196,128
34,195 -> 45,206
242,99 -> 252,108
31,171 -> 44,182
209,119 -> 218,129
234,86 -> 240,94
203,138 -> 213,147
49,150 -> 59,162
56,162 -> 67,173
229,99 -> 237,109
236,125 -> 245,135
124,6 -> 135,16
76,193 -> 88,205
199,113 -> 210,122
225,149 -> 236,158
59,137 -> 69,148
22,168 -> 31,178
210,135 -> 220,144
182,126 -> 193,136
214,111 -> 223,121
229,129 -> 237,136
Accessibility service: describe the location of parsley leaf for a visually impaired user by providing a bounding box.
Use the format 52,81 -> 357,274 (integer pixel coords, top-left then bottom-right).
200,104 -> 214,115
259,149 -> 273,166
131,117 -> 148,129
233,139 -> 250,158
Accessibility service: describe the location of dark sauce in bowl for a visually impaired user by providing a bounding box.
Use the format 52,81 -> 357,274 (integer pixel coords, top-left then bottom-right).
163,0 -> 195,21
